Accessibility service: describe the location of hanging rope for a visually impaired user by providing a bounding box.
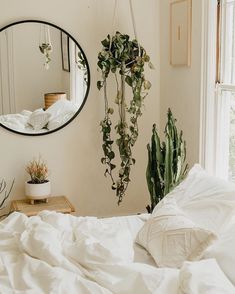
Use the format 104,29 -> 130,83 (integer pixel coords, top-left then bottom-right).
39,25 -> 51,46
129,0 -> 138,42
109,0 -> 118,51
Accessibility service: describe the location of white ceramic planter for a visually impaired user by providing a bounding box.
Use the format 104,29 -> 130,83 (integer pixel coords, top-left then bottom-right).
25,181 -> 51,200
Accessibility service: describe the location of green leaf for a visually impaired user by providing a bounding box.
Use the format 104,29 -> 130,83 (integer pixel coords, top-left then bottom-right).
148,61 -> 155,70
104,169 -> 109,177
108,108 -> 114,115
110,164 -> 116,170
97,81 -> 103,90
144,80 -> 152,90
108,151 -> 115,160
125,76 -> 132,87
101,36 -> 110,48
101,157 -> 106,164
111,183 -> 117,190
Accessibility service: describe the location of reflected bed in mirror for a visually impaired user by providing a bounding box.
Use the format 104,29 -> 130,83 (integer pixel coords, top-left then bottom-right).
0,20 -> 90,135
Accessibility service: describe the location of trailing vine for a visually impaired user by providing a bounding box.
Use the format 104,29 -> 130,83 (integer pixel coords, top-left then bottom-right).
97,32 -> 153,204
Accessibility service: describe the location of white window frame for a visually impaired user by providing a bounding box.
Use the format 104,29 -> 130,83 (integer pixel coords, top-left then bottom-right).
200,0 -> 218,175
200,0 -> 235,179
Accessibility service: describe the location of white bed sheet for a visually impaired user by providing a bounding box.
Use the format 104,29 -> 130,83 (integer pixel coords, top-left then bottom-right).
0,211 -> 234,294
100,214 -> 156,266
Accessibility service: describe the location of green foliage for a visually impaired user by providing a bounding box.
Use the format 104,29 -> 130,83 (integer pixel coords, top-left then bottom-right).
97,32 -> 152,204
146,109 -> 188,213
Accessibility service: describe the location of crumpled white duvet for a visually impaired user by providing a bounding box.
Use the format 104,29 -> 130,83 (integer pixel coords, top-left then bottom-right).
0,211 -> 234,294
0,111 -> 47,133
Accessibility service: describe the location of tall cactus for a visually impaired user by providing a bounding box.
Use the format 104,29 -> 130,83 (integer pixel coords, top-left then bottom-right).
146,109 -> 188,213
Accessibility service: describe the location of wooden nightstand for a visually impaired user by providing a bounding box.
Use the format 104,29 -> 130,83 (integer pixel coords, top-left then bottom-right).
10,196 -> 75,217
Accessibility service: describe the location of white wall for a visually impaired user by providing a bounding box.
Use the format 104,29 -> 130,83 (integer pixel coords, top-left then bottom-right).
0,0 -> 160,217
160,0 -> 203,167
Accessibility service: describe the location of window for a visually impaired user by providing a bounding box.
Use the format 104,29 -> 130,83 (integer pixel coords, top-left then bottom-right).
201,0 -> 235,180
216,0 -> 235,180
69,40 -> 87,107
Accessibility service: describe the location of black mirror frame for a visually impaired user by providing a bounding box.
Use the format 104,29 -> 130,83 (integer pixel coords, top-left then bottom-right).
0,19 -> 90,136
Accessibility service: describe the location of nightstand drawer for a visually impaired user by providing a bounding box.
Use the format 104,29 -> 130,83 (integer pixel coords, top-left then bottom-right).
10,196 -> 75,217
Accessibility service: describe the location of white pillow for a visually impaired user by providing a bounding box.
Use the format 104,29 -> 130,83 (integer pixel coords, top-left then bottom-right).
28,109 -> 51,131
136,200 -> 216,268
20,110 -> 32,117
47,111 -> 75,130
46,98 -> 77,121
178,259 -> 235,294
153,164 -> 235,233
204,221 -> 235,285
156,164 -> 235,207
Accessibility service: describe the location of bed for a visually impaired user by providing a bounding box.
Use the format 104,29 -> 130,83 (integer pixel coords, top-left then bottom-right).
1,164 -> 235,293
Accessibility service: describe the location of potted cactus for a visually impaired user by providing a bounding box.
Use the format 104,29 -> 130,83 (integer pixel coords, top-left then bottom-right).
146,109 -> 188,213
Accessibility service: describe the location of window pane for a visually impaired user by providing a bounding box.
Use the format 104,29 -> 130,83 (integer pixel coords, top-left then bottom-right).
221,0 -> 235,83
229,91 -> 235,180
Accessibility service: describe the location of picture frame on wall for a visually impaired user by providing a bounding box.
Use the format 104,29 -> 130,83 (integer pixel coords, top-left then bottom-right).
61,31 -> 70,72
170,0 -> 192,67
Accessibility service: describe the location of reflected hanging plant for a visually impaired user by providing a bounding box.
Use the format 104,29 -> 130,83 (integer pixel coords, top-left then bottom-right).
39,25 -> 53,70
76,51 -> 88,84
39,43 -> 52,70
97,32 -> 153,204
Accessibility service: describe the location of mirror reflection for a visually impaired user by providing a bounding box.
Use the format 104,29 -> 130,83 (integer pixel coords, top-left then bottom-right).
0,21 -> 89,135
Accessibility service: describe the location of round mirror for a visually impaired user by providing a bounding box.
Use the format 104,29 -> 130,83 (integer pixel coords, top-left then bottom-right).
0,20 -> 90,136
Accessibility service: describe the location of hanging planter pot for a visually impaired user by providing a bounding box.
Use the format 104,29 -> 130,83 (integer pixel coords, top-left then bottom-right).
97,31 -> 153,204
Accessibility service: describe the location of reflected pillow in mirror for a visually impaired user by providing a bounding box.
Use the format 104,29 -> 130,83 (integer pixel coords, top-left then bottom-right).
47,112 -> 75,130
28,109 -> 51,131
20,110 -> 32,117
45,98 -> 77,121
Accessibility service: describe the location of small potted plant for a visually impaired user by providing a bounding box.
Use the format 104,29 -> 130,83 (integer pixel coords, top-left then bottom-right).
25,156 -> 50,204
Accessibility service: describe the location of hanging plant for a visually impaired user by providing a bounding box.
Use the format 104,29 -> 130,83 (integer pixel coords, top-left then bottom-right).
97,32 -> 153,204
